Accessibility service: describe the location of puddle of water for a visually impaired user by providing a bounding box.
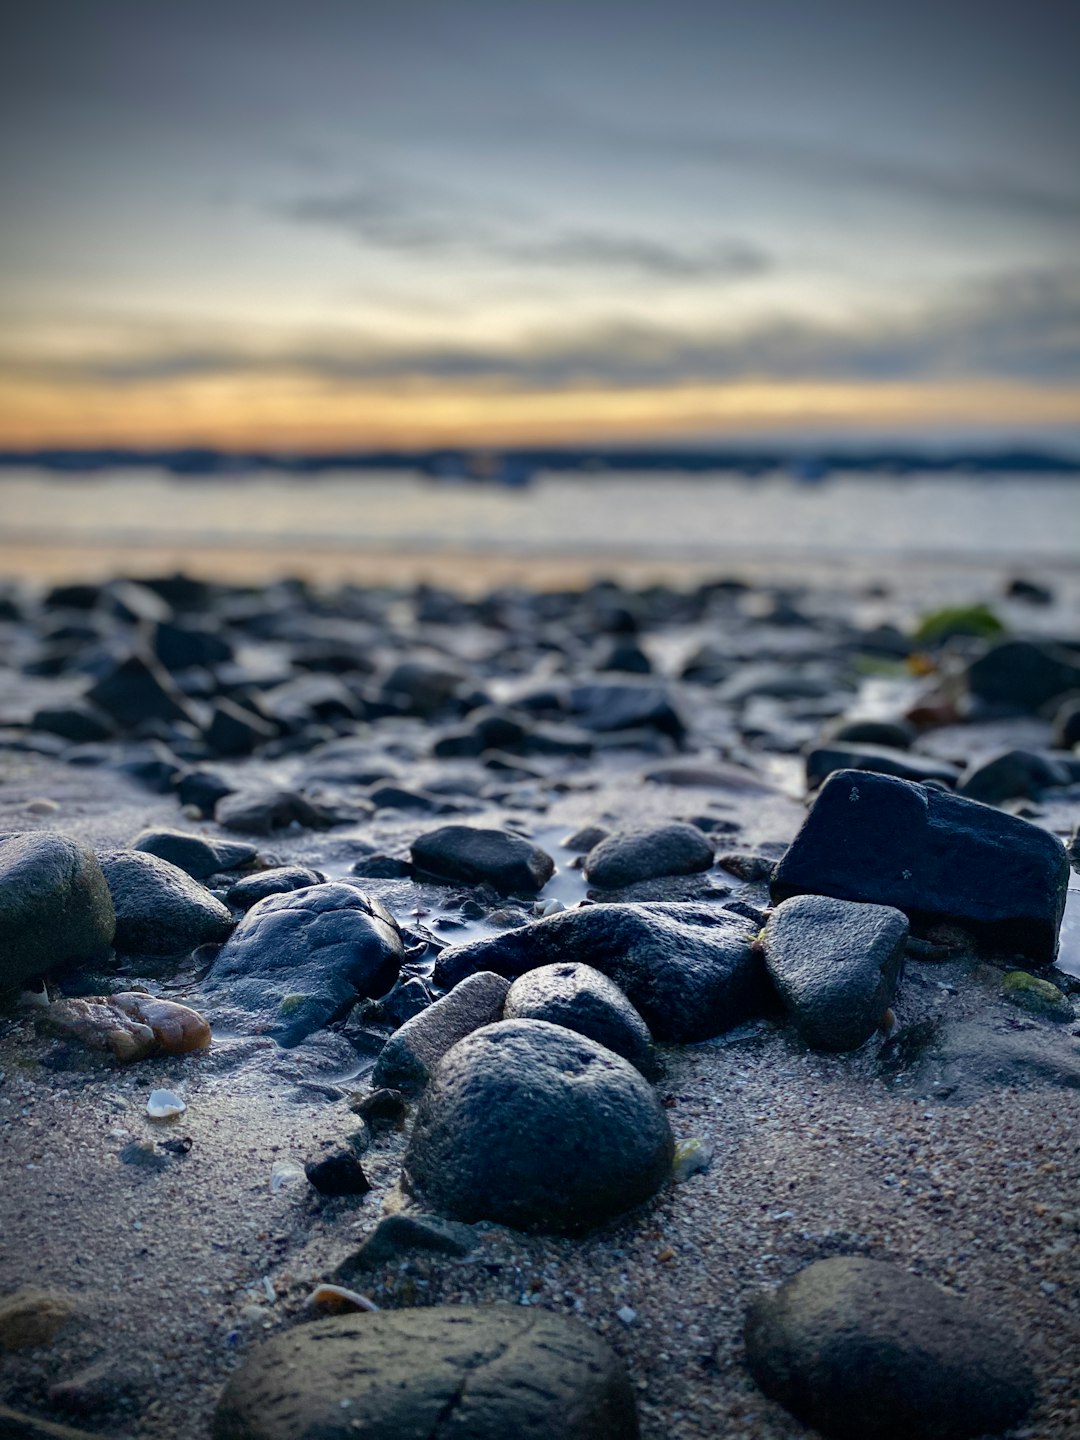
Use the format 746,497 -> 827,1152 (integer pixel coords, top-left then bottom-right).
1056,881 -> 1080,979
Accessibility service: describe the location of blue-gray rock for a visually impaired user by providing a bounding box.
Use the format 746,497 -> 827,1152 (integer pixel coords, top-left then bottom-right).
763,895 -> 908,1051
31,703 -> 116,744
805,743 -> 961,790
131,828 -> 258,880
403,1019 -> 673,1233
198,883 -> 403,1045
99,850 -> 235,956
583,822 -> 714,888
411,824 -> 555,894
965,638 -> 1080,711
225,865 -> 326,911
334,1213 -> 476,1276
825,717 -> 915,749
503,962 -> 653,1071
745,1257 -> 1036,1440
212,1307 -> 639,1440
567,680 -> 685,741
956,748 -> 1073,805
85,651 -> 200,730
434,902 -> 767,1043
371,971 -> 509,1094
215,788 -> 341,835
0,833 -> 115,989
772,769 -> 1069,965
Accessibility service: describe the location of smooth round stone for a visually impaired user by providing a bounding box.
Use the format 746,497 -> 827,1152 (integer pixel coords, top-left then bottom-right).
403,1018 -> 673,1233
0,832 -> 115,989
213,1307 -> 639,1440
98,849 -> 235,956
583,821 -> 714,889
503,962 -> 653,1070
745,1256 -> 1036,1440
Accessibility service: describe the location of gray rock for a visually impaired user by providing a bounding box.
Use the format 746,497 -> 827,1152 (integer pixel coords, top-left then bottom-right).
411,824 -> 555,894
504,963 -> 652,1071
772,769 -> 1069,966
435,902 -> 767,1043
225,865 -> 326,911
745,1256 -> 1036,1440
380,657 -> 466,717
826,717 -> 915,749
99,850 -> 235,956
0,1403 -> 106,1440
965,637 -> 1080,711
956,747 -> 1073,804
583,822 -> 714,888
568,680 -> 685,740
334,1212 -> 476,1275
897,1015 -> 1080,1102
131,827 -> 257,879
215,788 -> 340,834
404,1019 -> 673,1233
763,895 -> 908,1051
85,651 -> 200,730
212,1307 -> 638,1440
805,742 -> 961,790
0,833 -> 115,989
198,883 -> 403,1045
372,970 -> 509,1093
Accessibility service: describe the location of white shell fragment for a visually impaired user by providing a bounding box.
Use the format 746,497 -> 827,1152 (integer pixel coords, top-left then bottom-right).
306,1283 -> 379,1314
269,1159 -> 306,1193
146,1088 -> 186,1119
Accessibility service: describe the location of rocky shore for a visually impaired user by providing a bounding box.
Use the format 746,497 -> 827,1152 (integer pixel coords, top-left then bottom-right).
1,569 -> 1079,1438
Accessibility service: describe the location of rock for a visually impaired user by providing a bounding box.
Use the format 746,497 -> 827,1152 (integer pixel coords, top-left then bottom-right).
772,769 -> 1069,966
403,1019 -> 673,1233
215,788 -> 340,835
1006,575 -> 1054,605
0,1287 -> 75,1349
85,651 -> 200,730
826,717 -> 915,749
435,902 -> 767,1043
205,699 -> 277,756
562,823 -> 611,852
99,850 -> 235,956
0,1405 -> 105,1440
212,1307 -> 639,1440
583,822 -> 714,889
349,852 -> 412,879
411,824 -> 555,894
672,1136 -> 712,1182
380,657 -> 466,717
47,992 -> 210,1061
745,1256 -> 1036,1440
225,865 -> 326,910
372,971 -> 509,1094
433,706 -> 531,758
364,782 -> 451,814
198,884 -> 403,1046
1001,969 -> 1075,1021
0,833 -> 115,989
642,761 -> 773,792
956,748 -> 1072,804
176,768 -> 235,817
151,618 -> 232,670
1052,695 -> 1080,749
763,895 -> 908,1051
568,680 -> 685,741
31,703 -> 116,743
335,1213 -> 476,1276
805,742 -> 961,790
965,638 -> 1080,711
47,1360 -> 126,1418
304,1151 -> 370,1197
503,963 -> 652,1071
131,827 -> 257,879
347,1087 -> 407,1131
715,851 -> 776,883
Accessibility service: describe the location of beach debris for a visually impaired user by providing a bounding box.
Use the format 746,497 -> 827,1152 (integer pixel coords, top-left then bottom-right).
146,1088 -> 186,1119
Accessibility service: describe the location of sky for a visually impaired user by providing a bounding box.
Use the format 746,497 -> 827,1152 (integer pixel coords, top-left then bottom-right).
1,0 -> 1079,451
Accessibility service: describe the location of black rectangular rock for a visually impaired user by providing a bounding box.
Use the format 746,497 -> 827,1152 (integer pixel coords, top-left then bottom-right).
771,769 -> 1069,965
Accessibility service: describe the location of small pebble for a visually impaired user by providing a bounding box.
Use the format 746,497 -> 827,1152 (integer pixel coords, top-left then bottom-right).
672,1136 -> 713,1182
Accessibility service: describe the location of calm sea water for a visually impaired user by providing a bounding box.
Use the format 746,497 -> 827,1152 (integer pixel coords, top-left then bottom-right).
1,468 -> 1078,575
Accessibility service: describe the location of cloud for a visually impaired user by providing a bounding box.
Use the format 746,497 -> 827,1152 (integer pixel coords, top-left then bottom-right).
6,266 -> 1079,391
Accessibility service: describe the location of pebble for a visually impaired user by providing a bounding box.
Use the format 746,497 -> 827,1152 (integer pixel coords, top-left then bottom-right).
146,1088 -> 186,1119
672,1136 -> 713,1182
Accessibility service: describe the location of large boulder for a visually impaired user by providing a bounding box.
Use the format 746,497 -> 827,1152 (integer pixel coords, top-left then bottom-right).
771,769 -> 1069,965
763,895 -> 908,1051
411,825 -> 555,895
404,1019 -> 673,1233
434,902 -> 767,1042
504,962 -> 653,1071
197,883 -> 402,1045
582,822 -> 714,888
745,1256 -> 1036,1440
98,850 -> 235,956
213,1307 -> 638,1440
0,833 -> 115,989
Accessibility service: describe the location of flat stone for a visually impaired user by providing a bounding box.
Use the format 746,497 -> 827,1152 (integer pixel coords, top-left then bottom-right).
763,895 -> 908,1051
131,827 -> 257,879
214,788 -> 340,835
805,742 -> 961,790
225,865 -> 326,910
956,748 -> 1073,805
1001,969 -> 1075,1021
198,883 -> 403,1046
772,769 -> 1069,966
212,1307 -> 638,1440
334,1213 -> 476,1275
371,970 -> 509,1094
99,850 -> 235,956
503,962 -> 652,1071
403,1019 -> 673,1233
47,992 -> 210,1062
0,833 -> 115,989
411,824 -> 555,895
745,1256 -> 1036,1440
583,822 -> 714,888
434,902 -> 767,1043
